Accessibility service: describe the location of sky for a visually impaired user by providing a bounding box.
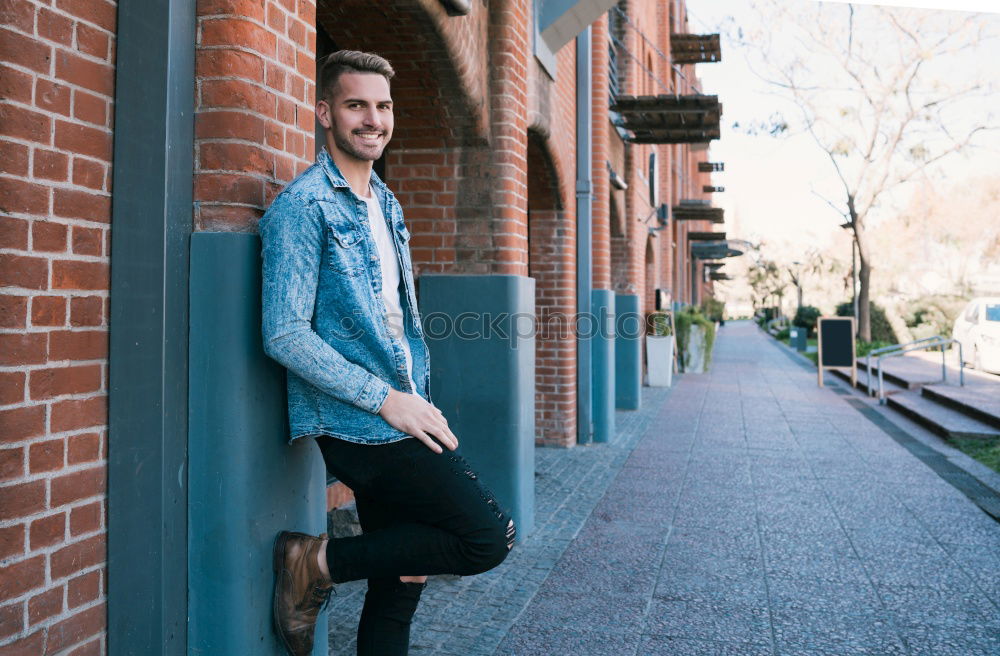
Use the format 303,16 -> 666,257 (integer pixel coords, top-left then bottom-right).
823,0 -> 1000,12
683,0 -> 1000,255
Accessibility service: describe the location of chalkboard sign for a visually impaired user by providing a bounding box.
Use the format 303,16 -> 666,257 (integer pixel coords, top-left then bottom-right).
817,316 -> 856,387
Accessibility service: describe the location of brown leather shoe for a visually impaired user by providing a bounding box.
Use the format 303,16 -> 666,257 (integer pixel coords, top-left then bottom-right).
272,530 -> 335,656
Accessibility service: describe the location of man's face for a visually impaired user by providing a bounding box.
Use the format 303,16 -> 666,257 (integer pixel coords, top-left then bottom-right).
318,72 -> 393,162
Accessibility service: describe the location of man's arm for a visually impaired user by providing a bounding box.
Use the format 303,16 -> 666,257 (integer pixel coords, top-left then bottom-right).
260,191 -> 390,414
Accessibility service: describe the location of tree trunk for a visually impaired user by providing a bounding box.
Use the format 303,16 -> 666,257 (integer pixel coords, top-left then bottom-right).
850,196 -> 872,343
858,255 -> 871,342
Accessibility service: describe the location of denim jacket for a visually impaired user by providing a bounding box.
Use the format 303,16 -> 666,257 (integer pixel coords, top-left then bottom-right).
260,149 -> 431,445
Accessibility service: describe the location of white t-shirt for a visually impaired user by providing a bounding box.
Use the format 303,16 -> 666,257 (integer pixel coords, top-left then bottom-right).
362,184 -> 416,392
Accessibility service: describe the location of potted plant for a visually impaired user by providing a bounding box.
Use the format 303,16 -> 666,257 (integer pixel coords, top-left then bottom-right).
676,308 -> 716,373
646,311 -> 675,387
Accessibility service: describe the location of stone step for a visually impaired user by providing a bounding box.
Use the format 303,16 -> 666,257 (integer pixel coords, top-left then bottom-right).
922,385 -> 1000,431
856,358 -> 929,390
831,367 -> 904,397
886,391 -> 1000,440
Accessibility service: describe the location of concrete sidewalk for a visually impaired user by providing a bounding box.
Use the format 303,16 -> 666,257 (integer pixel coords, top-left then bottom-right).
327,321 -> 1000,655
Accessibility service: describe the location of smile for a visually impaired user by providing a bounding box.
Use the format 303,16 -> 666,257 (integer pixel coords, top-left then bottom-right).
356,132 -> 382,142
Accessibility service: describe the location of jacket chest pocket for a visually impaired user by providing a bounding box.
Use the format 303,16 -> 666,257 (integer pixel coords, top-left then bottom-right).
319,203 -> 365,276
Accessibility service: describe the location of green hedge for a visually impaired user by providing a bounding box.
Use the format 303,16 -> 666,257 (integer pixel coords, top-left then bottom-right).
676,308 -> 716,371
793,305 -> 821,337
836,301 -> 898,343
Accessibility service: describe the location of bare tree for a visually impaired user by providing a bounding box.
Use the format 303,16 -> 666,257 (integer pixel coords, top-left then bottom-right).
732,2 -> 998,340
787,250 -> 829,312
748,256 -> 788,318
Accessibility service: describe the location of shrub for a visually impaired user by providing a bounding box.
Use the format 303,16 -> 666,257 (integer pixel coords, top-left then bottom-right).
856,339 -> 893,358
776,327 -> 790,341
904,294 -> 968,339
836,301 -> 898,343
675,307 -> 716,371
793,305 -> 821,337
700,297 -> 725,322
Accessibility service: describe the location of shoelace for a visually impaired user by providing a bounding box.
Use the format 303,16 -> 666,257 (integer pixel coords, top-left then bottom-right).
313,583 -> 337,613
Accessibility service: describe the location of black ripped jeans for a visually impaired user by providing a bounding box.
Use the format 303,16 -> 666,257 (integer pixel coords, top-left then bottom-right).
315,434 -> 516,656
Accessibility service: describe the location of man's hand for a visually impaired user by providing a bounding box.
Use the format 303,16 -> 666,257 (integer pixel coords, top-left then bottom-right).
378,388 -> 459,454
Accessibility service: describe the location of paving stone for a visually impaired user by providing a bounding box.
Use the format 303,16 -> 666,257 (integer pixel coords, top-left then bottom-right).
494,626 -> 641,656
767,577 -> 882,615
771,608 -> 907,655
509,590 -> 648,635
653,571 -> 768,606
877,582 -> 1000,627
898,622 -> 1000,656
644,598 -> 771,645
636,635 -> 773,656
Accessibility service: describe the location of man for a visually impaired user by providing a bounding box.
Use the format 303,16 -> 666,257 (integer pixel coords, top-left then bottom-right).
260,50 -> 516,656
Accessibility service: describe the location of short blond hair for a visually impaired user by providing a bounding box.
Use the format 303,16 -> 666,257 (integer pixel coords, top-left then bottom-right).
318,50 -> 395,101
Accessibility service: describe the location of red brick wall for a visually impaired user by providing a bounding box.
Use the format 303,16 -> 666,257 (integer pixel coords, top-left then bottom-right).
194,0 -> 318,232
591,15 -> 610,291
0,0 -> 115,652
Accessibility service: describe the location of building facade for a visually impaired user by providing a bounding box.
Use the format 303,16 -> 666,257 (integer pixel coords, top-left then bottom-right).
0,0 -> 725,652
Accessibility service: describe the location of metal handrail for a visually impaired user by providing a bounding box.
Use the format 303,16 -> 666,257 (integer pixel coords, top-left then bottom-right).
876,337 -> 964,404
865,336 -> 941,396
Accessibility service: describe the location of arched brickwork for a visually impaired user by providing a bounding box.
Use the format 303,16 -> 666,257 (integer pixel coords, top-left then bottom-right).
527,130 -> 575,447
315,0 -> 492,275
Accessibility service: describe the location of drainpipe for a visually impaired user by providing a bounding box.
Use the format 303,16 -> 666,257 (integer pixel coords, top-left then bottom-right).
576,27 -> 593,445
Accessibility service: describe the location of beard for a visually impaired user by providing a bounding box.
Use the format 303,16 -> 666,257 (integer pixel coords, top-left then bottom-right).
332,127 -> 388,162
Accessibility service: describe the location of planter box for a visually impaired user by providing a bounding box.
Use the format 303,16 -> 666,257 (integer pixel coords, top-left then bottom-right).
646,335 -> 675,387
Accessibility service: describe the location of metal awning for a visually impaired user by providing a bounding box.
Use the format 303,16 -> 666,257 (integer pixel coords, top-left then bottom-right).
702,185 -> 724,193
688,231 -> 726,241
610,94 -> 721,144
540,0 -> 621,52
698,162 -> 724,172
670,34 -> 722,64
672,199 -> 724,224
690,239 -> 748,260
709,272 -> 732,281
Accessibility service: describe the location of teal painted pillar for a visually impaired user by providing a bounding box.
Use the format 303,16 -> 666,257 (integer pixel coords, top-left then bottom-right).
591,289 -> 615,442
418,274 -> 535,537
615,293 -> 642,410
189,233 -> 328,655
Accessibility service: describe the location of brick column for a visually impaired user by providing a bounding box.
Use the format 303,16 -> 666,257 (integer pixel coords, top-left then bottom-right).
194,0 -> 317,232
480,0 -> 529,274
0,1 -> 116,652
591,14 -> 611,291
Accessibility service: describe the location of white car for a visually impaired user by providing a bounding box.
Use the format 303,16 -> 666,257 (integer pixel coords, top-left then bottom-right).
952,297 -> 1000,373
